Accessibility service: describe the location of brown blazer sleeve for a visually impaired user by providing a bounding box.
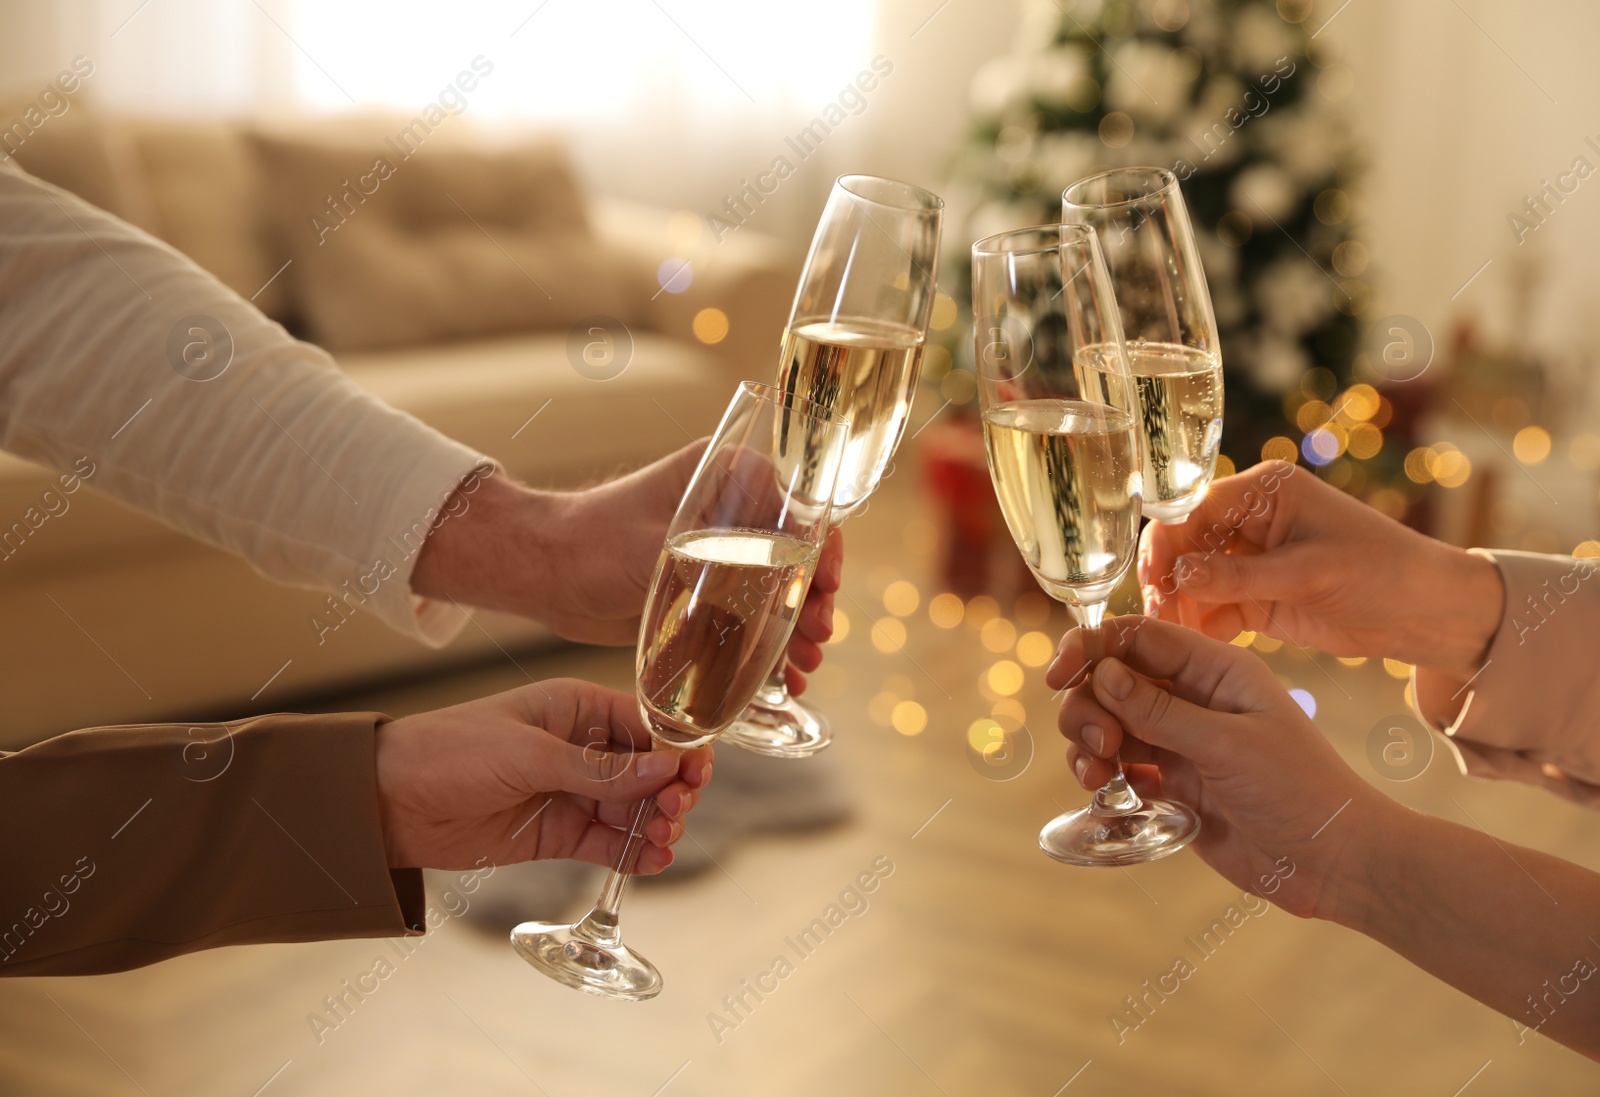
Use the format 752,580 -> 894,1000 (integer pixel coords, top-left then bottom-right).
1413,548 -> 1600,808
0,712 -> 426,976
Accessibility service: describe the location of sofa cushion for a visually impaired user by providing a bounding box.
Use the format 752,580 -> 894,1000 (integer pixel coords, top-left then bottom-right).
291,215 -> 646,351
126,120 -> 289,320
248,129 -> 642,350
0,100 -> 153,230
337,330 -> 728,480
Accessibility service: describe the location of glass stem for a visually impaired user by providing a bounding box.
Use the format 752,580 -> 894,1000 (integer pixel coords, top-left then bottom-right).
755,664 -> 791,708
573,797 -> 657,948
1067,599 -> 1144,819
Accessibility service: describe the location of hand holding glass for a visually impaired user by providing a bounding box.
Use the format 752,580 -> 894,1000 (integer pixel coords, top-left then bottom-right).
971,224 -> 1200,867
511,381 -> 848,997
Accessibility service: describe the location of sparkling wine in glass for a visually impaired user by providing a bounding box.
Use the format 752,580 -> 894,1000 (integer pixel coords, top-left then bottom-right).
511,382 -> 848,998
722,174 -> 943,758
972,224 -> 1200,867
1062,168 -> 1223,522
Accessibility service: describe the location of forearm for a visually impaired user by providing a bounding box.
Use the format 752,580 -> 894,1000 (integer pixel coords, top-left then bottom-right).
0,714 -> 421,976
408,471 -> 568,623
1331,802 -> 1600,1057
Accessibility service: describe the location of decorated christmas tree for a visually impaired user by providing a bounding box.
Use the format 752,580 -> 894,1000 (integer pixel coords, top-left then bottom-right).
947,0 -> 1401,501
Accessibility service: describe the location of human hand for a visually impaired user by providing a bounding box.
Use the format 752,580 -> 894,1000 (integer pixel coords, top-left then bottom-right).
411,449 -> 843,695
550,443 -> 844,695
1139,461 -> 1502,683
373,678 -> 712,873
1047,615 -> 1396,920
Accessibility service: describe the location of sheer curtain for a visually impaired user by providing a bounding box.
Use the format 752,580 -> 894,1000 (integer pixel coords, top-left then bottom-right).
6,0 -> 881,218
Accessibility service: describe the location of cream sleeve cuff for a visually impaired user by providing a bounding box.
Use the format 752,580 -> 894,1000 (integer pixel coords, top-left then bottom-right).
1411,548 -> 1600,808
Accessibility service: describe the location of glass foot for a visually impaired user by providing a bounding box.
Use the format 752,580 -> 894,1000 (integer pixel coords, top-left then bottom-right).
510,918 -> 663,1001
722,694 -> 832,758
1039,798 -> 1200,867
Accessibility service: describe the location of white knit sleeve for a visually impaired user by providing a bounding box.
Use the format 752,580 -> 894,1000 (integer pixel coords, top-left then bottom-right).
0,159 -> 488,645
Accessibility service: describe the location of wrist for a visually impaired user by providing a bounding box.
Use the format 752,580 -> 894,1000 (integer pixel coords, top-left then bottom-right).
1401,544 -> 1504,683
1311,792 -> 1414,932
409,471 -> 567,621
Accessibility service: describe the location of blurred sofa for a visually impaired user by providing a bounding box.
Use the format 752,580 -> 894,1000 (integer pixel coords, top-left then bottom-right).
0,109 -> 795,743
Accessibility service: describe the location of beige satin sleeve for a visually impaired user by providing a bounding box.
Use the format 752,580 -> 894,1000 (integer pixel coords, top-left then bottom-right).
0,712 -> 424,976
1412,548 -> 1600,808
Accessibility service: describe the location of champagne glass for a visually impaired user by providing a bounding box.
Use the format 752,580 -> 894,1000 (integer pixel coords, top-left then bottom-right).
722,174 -> 943,758
971,224 -> 1200,867
1061,168 -> 1224,522
512,381 -> 848,998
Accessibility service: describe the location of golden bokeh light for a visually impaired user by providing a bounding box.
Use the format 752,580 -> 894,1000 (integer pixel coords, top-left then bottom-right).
1346,421 -> 1383,459
1336,655 -> 1367,666
1296,399 -> 1332,433
930,293 -> 958,331
1433,448 -> 1471,488
928,592 -> 964,628
966,718 -> 1007,756
891,700 -> 928,736
1404,447 -> 1434,484
1252,633 -> 1284,653
1574,541 -> 1600,560
829,607 -> 851,644
1215,453 -> 1237,478
1382,658 -> 1412,680
870,617 -> 907,654
1016,630 -> 1056,667
1513,426 -> 1552,465
692,307 -> 729,345
985,660 -> 1025,696
940,368 -> 978,405
1262,436 -> 1299,464
1231,631 -> 1257,647
981,617 -> 1017,653
883,579 -> 921,617
1341,384 -> 1380,421
966,595 -> 1001,628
